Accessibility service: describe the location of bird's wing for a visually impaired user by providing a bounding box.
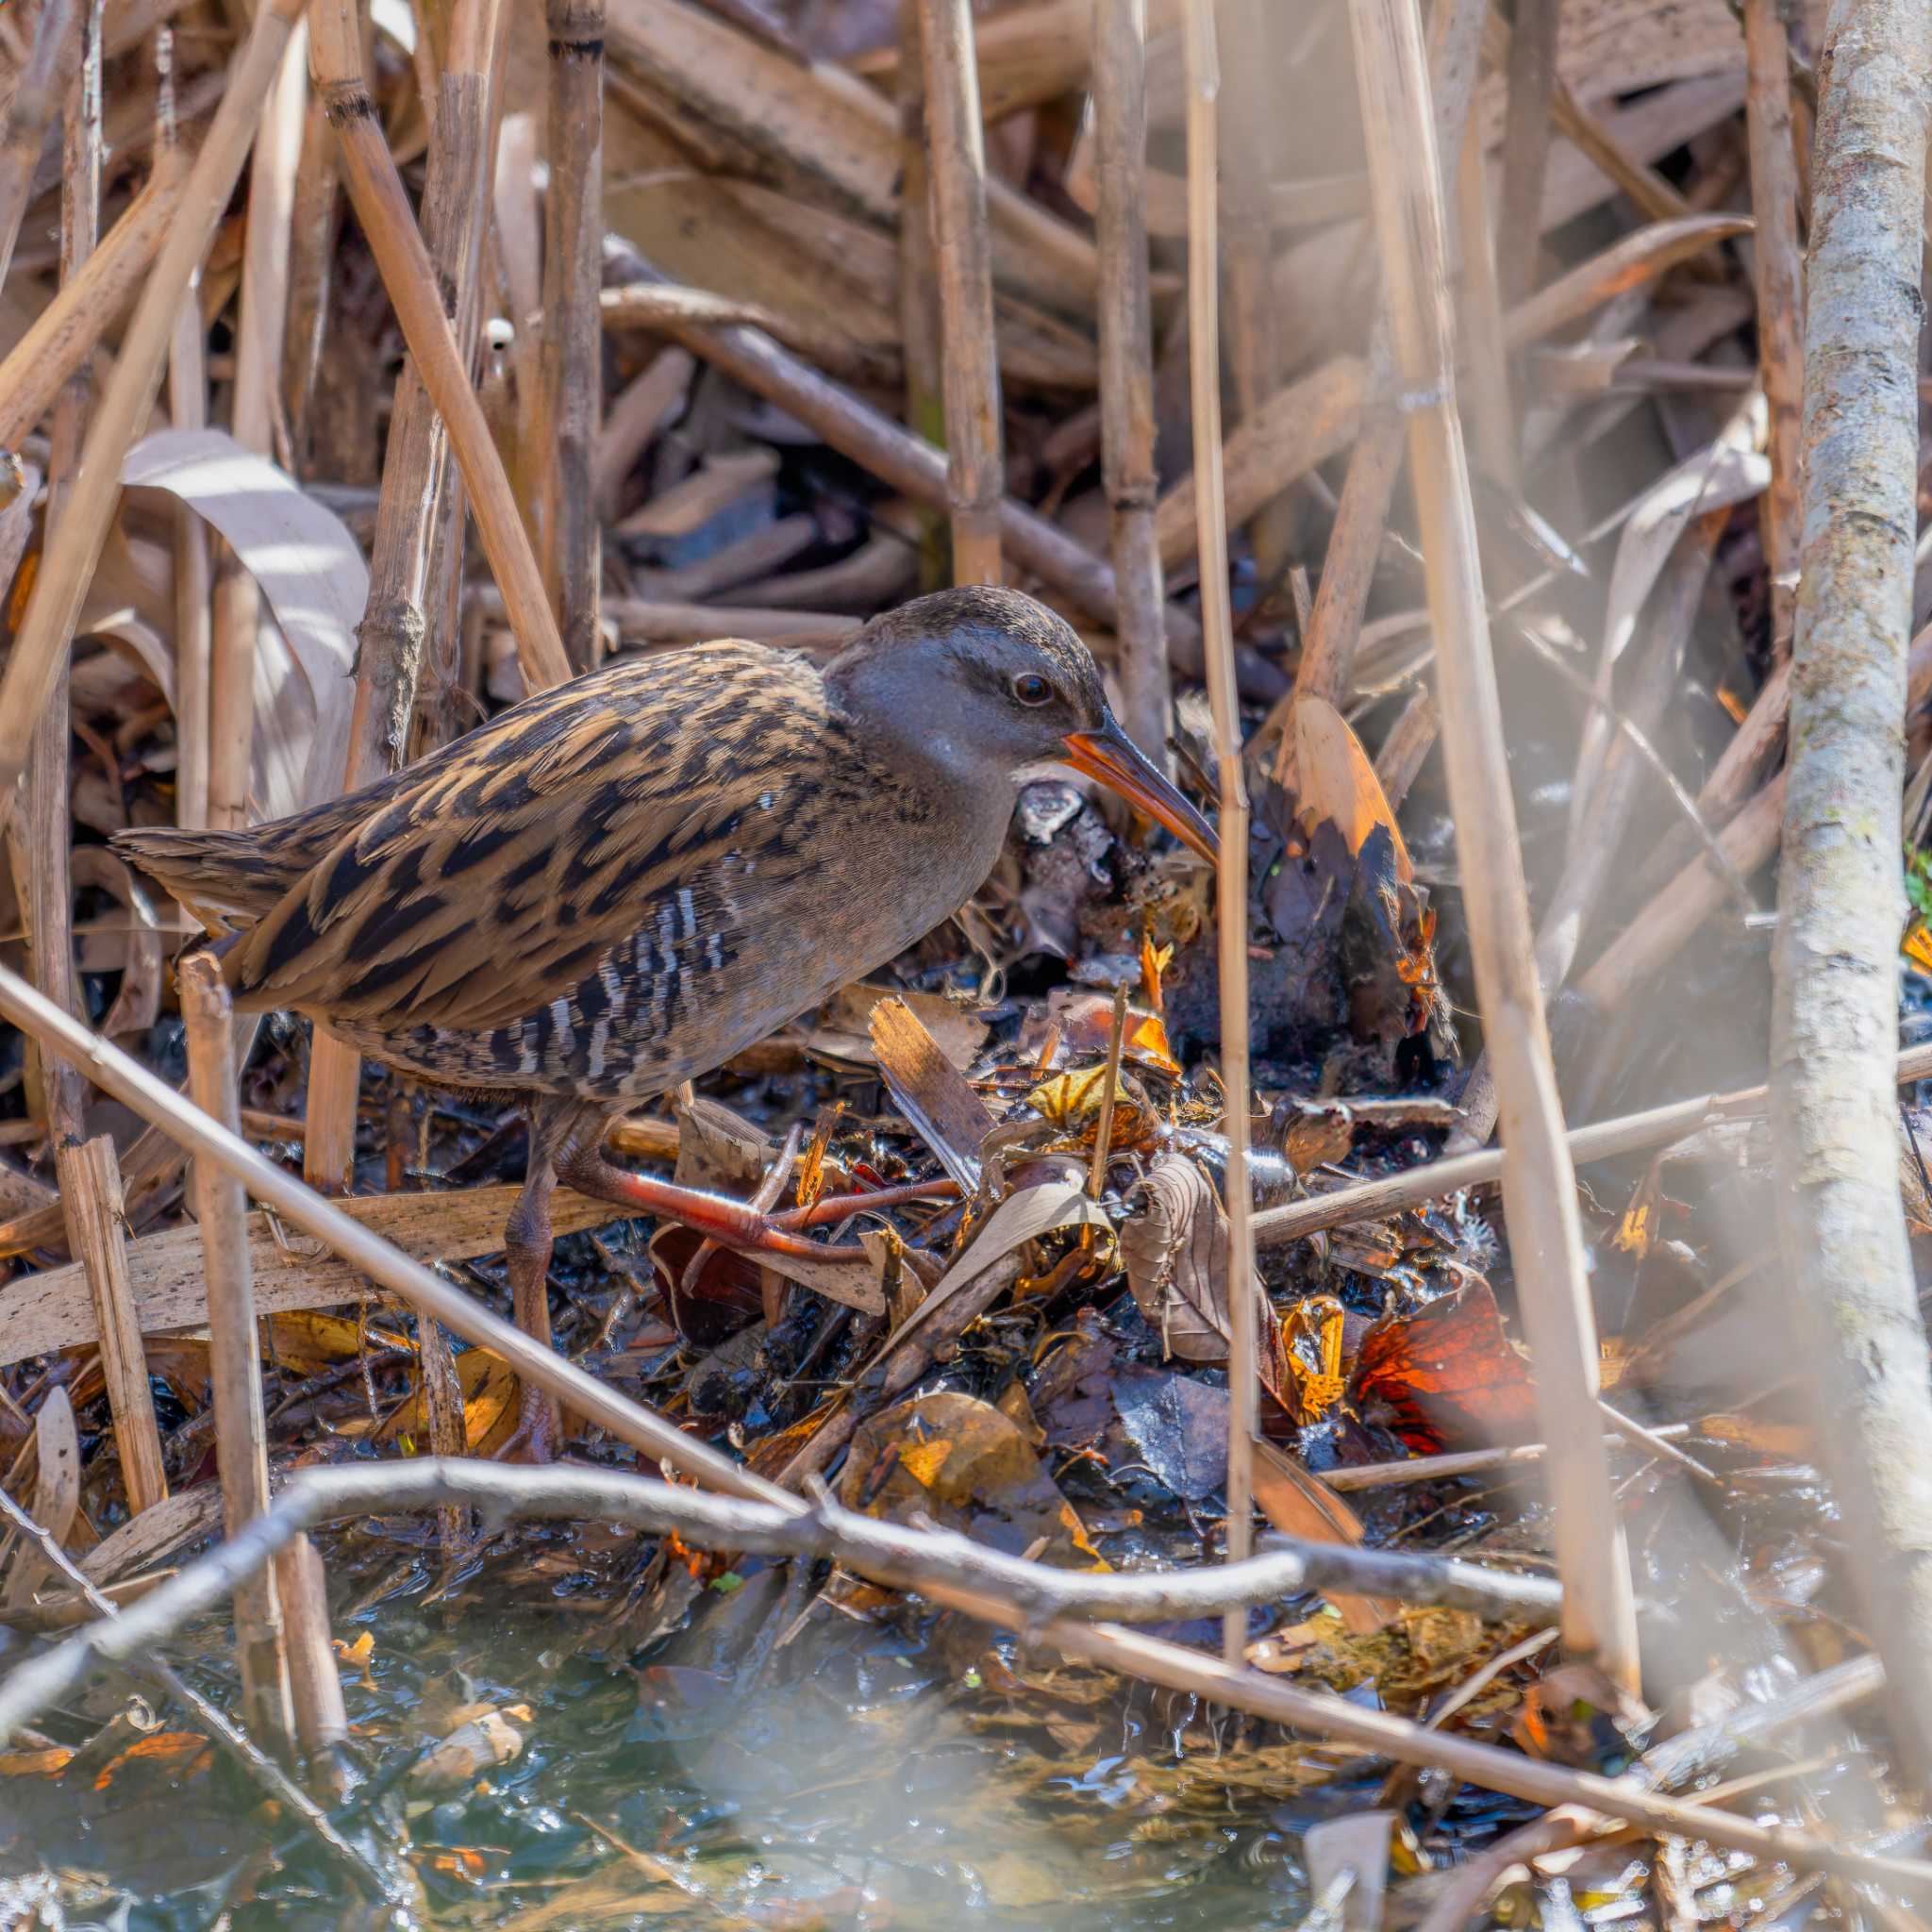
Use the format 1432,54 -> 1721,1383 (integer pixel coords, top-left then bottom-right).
228,645 -> 830,1036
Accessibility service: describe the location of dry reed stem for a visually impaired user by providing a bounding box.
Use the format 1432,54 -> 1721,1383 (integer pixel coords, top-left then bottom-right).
0,0 -> 80,288
271,1533 -> 348,1783
167,292 -> 212,831
537,0 -> 606,670
208,25 -> 308,831
56,1138 -> 167,1516
1742,0 -> 1804,656
601,274 -> 900,386
0,961 -> 792,1505
279,92 -> 341,457
1454,113 -> 1515,489
1577,773 -> 1783,1014
304,0 -> 510,1196
1092,0 -> 1170,763
8,2 -> 99,1150
917,0 -> 1003,585
1281,0 -> 1488,722
1374,686 -> 1438,808
1178,0 -> 1256,1668
178,955 -> 292,1748
895,1 -> 947,593
306,0 -> 571,694
0,0 -> 312,843
1494,0 -> 1556,305
1770,0 -> 1932,1792
0,145 -> 187,455
1347,0 -> 1640,1691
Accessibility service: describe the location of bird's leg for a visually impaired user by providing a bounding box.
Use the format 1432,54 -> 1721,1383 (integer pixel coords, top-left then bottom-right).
496,1099 -> 599,1463
556,1142 -> 958,1262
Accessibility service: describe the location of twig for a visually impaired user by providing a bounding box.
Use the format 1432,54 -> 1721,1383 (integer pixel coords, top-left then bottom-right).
179,956 -> 292,1747
1320,1423 -> 1695,1491
1769,0 -> 1932,1794
1091,0 -> 1171,761
0,0 -> 81,288
0,1483 -> 388,1899
0,0 -> 313,841
917,0 -> 1003,585
0,960 -> 788,1504
305,0 -> 571,693
537,0 -> 606,668
8,1461 -> 1931,1898
1088,982 -> 1129,1198
1347,0 -> 1640,1691
1179,0 -> 1256,1668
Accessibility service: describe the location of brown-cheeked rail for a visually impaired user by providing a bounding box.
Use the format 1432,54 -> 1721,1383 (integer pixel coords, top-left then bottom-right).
117,587 -> 1217,1457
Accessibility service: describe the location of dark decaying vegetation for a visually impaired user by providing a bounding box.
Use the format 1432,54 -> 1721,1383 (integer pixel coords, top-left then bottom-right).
1,0 -> 1931,1922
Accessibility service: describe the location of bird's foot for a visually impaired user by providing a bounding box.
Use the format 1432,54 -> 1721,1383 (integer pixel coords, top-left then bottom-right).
558,1152 -> 958,1262
494,1386 -> 563,1465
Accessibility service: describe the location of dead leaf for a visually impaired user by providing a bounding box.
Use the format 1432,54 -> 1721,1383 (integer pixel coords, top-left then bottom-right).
1351,1281 -> 1539,1454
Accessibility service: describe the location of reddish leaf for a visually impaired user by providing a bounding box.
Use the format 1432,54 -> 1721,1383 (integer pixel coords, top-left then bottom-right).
1350,1281 -> 1537,1454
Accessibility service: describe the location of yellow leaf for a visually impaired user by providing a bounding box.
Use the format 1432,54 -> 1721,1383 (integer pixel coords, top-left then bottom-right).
898,1438 -> 954,1488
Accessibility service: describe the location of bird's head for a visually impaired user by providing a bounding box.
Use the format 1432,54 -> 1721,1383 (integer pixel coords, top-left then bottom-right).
830,586 -> 1218,863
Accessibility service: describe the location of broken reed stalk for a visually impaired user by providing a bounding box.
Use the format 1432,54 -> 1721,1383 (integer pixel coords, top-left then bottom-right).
1346,0 -> 1641,1693
56,1139 -> 166,1516
304,0 -> 511,1196
0,0 -> 312,843
280,89 -> 341,457
178,956 -> 293,1750
1741,0 -> 1804,656
0,0 -> 79,288
537,0 -> 606,670
1091,0 -> 1171,763
0,961 -> 791,1506
12,1461 -> 1932,1900
305,0 -> 571,694
1770,0 -> 1932,1796
916,0 -> 1004,585
1179,0 -> 1257,1668
895,3 -> 948,593
272,1533 -> 349,1785
208,25 -> 308,831
0,145 -> 187,457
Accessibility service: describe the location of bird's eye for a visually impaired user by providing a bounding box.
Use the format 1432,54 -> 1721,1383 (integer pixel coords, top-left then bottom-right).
1012,673 -> 1054,706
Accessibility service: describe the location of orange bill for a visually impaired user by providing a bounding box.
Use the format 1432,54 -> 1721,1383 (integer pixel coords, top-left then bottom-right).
1061,719 -> 1219,864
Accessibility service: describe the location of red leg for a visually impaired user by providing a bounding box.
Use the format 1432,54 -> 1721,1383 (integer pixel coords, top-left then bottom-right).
557,1148 -> 957,1260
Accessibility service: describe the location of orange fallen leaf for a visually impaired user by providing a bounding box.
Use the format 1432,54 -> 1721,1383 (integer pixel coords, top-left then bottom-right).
1351,1281 -> 1538,1454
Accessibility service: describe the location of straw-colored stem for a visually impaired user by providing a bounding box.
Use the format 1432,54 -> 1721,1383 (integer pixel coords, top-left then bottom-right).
272,1534 -> 348,1783
1347,0 -> 1640,1692
1092,0 -> 1170,764
0,960 -> 789,1505
1179,0 -> 1255,1670
917,0 -> 1004,585
0,0 -> 312,844
0,0 -> 81,289
11,0 -> 104,1150
1742,0 -> 1804,657
305,0 -> 509,1195
896,0 -> 948,594
1493,0 -> 1556,305
57,1138 -> 167,1515
0,146 -> 187,456
208,24 -> 308,831
1284,0 -> 1488,724
307,0 -> 571,693
179,955 -> 293,1748
168,294 -> 212,831
537,0 -> 605,670
280,92 -> 341,460
1454,113 -> 1515,489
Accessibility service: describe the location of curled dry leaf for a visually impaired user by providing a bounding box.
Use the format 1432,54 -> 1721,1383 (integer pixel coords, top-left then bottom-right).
1119,1153 -> 1278,1390
121,428 -> 364,821
68,845 -> 161,1038
410,1708 -> 525,1790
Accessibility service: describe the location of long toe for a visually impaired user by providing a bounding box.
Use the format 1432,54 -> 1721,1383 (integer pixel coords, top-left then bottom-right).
496,1384 -> 563,1465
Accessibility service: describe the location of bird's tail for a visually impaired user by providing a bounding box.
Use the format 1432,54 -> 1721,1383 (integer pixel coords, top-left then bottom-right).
111,825 -> 306,936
